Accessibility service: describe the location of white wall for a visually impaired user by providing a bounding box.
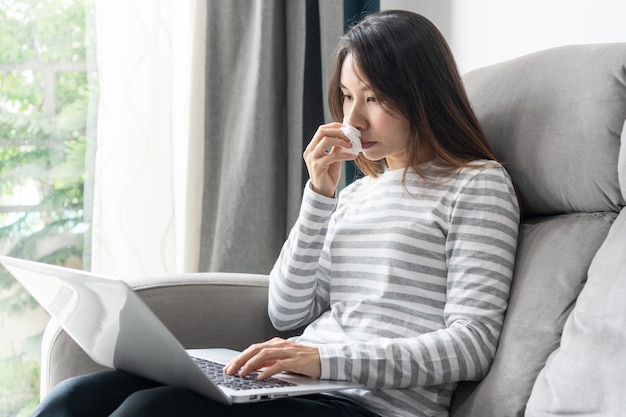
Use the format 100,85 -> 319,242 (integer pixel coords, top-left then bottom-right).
381,0 -> 626,74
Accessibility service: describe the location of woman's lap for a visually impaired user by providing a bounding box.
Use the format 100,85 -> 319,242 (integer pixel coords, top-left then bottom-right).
32,371 -> 378,417
33,371 -> 160,417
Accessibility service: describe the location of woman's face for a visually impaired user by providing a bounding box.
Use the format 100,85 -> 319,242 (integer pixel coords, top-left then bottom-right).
340,54 -> 411,170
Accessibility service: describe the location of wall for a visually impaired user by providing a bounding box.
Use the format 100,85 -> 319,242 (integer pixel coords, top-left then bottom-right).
381,0 -> 626,74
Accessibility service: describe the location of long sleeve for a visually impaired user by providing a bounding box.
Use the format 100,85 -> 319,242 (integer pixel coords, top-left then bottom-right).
268,181 -> 337,330
267,163 -> 520,417
318,167 -> 519,388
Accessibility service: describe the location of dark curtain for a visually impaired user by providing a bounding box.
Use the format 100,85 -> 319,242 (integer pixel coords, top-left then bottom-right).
199,0 -> 343,273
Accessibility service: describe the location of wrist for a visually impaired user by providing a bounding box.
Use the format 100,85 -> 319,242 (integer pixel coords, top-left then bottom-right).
309,182 -> 335,198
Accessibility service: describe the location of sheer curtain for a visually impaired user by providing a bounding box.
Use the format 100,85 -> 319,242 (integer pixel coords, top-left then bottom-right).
91,0 -> 206,276
91,0 -> 343,277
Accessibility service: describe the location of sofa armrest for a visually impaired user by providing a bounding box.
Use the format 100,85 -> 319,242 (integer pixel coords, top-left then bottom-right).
40,272 -> 298,399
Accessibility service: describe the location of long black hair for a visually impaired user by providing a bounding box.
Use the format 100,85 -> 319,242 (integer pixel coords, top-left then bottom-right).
328,10 -> 497,178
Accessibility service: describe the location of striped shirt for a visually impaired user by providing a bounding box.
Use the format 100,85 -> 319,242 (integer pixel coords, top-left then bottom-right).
268,161 -> 520,417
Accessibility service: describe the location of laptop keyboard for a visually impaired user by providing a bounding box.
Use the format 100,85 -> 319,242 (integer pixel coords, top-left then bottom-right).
190,356 -> 296,391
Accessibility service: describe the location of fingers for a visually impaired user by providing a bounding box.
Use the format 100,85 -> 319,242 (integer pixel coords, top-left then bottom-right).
303,123 -> 357,198
224,338 -> 281,376
303,123 -> 356,160
303,123 -> 344,155
254,346 -> 320,380
223,338 -> 321,380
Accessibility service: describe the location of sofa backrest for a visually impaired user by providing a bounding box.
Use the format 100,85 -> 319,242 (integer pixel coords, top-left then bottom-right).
451,43 -> 626,417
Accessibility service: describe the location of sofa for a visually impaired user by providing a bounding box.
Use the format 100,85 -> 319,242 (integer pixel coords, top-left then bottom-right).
40,43 -> 626,416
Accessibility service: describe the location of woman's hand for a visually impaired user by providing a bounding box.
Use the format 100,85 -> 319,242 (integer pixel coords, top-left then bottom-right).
223,337 -> 321,380
303,122 -> 357,198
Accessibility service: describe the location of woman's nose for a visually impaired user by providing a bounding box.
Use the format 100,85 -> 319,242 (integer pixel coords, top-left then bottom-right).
344,105 -> 365,130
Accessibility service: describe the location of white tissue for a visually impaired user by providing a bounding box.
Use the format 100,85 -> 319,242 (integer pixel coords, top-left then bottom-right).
341,118 -> 362,155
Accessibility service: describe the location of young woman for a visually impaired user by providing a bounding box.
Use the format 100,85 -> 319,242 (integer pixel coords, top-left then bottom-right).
33,10 -> 519,417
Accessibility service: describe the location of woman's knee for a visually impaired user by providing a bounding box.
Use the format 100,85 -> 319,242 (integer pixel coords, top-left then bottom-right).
111,386 -> 217,417
32,374 -> 98,417
32,371 -> 161,417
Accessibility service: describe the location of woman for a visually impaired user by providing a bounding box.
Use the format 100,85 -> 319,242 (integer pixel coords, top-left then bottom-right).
33,10 -> 519,417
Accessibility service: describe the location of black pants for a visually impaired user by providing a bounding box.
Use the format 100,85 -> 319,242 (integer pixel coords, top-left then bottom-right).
32,371 -> 379,417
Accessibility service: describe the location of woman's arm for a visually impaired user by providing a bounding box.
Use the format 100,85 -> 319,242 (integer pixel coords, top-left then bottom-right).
267,182 -> 337,330
317,167 -> 520,388
226,184 -> 337,380
268,122 -> 357,331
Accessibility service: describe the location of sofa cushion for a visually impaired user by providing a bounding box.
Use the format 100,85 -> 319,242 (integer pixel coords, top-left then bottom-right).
463,43 -> 626,217
525,210 -> 626,416
450,212 -> 615,417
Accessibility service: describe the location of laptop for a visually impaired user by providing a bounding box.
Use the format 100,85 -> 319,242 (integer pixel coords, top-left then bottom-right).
0,255 -> 361,404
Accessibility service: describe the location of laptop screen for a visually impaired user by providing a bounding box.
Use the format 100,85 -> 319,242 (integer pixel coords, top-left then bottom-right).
1,256 -> 125,368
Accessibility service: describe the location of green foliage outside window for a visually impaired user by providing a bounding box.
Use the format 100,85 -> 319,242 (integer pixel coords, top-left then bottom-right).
0,0 -> 95,414
0,355 -> 39,417
0,0 -> 94,311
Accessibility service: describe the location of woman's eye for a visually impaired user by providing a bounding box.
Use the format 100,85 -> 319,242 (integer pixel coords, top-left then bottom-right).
367,96 -> 378,103
342,94 -> 353,102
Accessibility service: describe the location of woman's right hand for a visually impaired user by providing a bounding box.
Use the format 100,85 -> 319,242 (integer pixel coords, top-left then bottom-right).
303,122 -> 357,198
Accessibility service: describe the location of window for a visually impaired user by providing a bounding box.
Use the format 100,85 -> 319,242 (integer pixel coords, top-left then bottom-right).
0,0 -> 95,413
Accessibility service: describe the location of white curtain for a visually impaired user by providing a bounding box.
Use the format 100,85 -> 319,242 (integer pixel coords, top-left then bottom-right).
91,0 -> 206,276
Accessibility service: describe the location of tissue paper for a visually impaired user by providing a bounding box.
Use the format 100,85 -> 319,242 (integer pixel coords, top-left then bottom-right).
341,118 -> 362,155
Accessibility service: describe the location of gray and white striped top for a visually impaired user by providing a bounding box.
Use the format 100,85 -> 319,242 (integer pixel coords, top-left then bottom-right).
268,161 -> 520,417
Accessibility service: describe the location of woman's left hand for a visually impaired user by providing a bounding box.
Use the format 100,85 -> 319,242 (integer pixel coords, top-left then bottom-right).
223,337 -> 321,380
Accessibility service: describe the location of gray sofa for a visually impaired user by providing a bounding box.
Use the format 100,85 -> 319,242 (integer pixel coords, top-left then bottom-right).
40,43 -> 626,416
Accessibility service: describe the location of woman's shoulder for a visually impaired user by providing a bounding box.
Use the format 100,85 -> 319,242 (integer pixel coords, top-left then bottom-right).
422,160 -> 517,208
455,160 -> 519,213
414,159 -> 510,184
459,159 -> 513,183
443,161 -> 515,198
